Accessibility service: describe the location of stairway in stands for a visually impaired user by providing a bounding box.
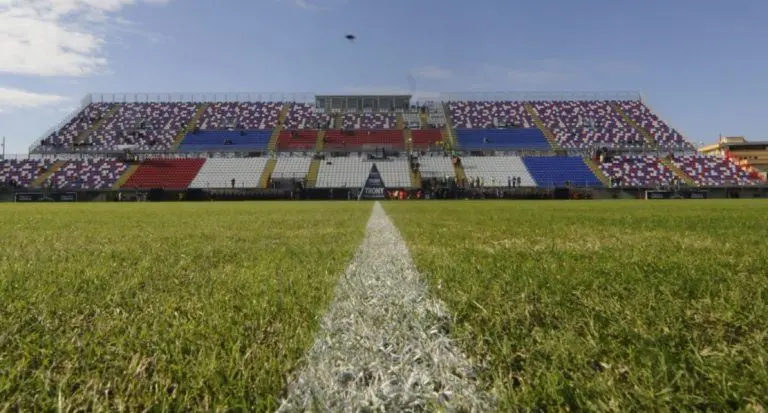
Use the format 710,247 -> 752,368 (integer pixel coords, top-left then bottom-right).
583,158 -> 611,186
659,157 -> 696,185
172,104 -> 209,150
75,105 -> 119,144
333,113 -> 344,129
453,158 -> 466,182
396,113 -> 405,130
268,104 -> 292,152
31,161 -> 64,188
419,112 -> 429,129
121,158 -> 206,189
305,159 -> 320,188
524,103 -> 561,150
315,130 -> 326,152
259,159 -> 277,188
441,104 -> 457,151
404,128 -> 413,153
113,164 -> 140,189
610,102 -> 658,148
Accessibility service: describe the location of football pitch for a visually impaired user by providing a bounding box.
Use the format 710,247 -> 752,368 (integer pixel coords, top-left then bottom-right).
1,200 -> 766,411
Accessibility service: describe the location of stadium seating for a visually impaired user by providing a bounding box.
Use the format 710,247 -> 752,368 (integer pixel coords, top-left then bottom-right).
672,155 -> 761,186
276,130 -> 318,151
417,155 -> 455,179
616,101 -> 693,149
179,130 -> 272,151
272,157 -> 311,179
197,102 -> 283,130
460,156 -> 536,187
599,155 -> 674,187
284,103 -> 331,129
189,158 -> 268,189
410,129 -> 443,150
523,156 -> 603,187
0,159 -> 54,187
446,101 -> 534,129
343,113 -> 396,129
323,130 -> 404,151
40,103 -> 115,147
316,156 -> 410,188
121,158 -> 205,189
46,159 -> 129,190
87,103 -> 198,149
531,100 -> 645,149
403,113 -> 421,129
455,128 -> 551,151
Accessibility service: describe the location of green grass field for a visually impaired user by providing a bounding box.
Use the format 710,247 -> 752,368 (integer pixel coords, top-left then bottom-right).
2,200 -> 767,411
385,200 -> 768,411
0,202 -> 370,411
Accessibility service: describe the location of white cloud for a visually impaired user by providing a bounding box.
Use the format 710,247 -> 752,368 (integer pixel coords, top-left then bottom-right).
0,87 -> 68,111
412,65 -> 454,80
0,0 -> 173,77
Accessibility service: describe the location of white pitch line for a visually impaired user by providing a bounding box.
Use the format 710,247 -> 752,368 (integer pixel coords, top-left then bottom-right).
277,202 -> 494,412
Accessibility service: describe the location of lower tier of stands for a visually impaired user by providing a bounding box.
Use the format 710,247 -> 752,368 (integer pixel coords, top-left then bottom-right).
599,155 -> 674,187
189,158 -> 268,189
122,159 -> 206,189
316,156 -> 411,188
1,159 -> 54,187
460,156 -> 536,187
47,159 -> 128,190
523,156 -> 602,188
672,155 -> 762,187
2,154 -> 765,191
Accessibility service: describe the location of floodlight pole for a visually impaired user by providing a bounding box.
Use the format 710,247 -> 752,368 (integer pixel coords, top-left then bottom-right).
1,136 -> 5,159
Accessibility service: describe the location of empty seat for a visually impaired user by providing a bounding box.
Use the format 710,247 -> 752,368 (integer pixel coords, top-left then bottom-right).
272,157 -> 312,179
122,158 -> 205,189
316,156 -> 411,188
523,156 -> 603,187
455,128 -> 551,151
460,156 -> 535,187
189,158 -> 268,188
179,130 -> 272,151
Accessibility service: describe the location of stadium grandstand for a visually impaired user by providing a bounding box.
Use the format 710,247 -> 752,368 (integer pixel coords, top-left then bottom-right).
1,91 -> 766,202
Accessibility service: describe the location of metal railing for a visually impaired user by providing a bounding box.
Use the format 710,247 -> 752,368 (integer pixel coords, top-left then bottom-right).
28,94 -> 93,153
88,92 -> 317,104
440,91 -> 642,102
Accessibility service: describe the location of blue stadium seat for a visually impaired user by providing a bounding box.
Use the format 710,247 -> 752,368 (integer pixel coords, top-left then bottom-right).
523,156 -> 603,187
179,130 -> 272,151
455,128 -> 551,151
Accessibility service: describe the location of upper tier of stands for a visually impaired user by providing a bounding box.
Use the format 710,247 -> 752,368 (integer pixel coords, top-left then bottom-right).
323,130 -> 404,152
33,98 -> 694,153
198,102 -> 283,130
455,128 -> 550,151
179,130 -> 272,151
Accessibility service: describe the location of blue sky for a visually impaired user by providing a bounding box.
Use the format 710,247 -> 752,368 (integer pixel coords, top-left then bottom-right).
0,0 -> 766,154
